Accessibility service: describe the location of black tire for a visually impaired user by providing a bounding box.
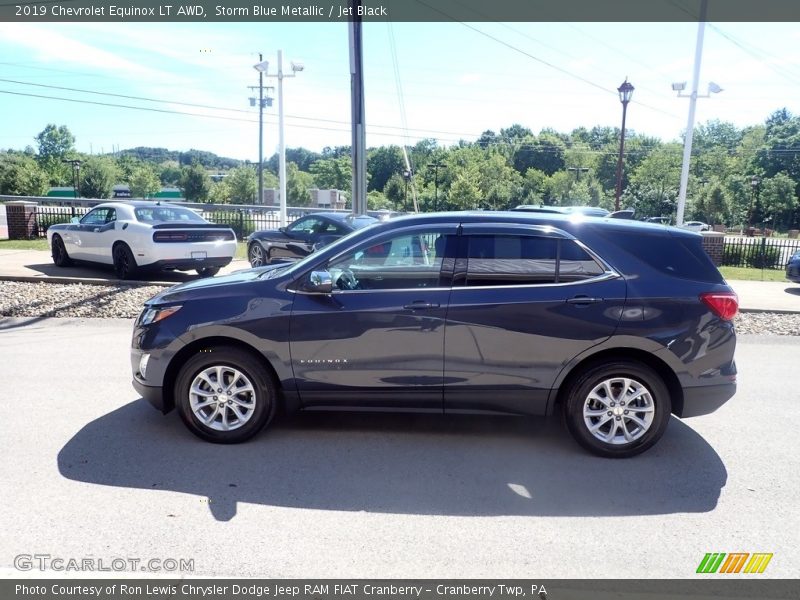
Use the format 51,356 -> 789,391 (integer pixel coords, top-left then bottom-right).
563,361 -> 671,458
248,242 -> 268,268
196,267 -> 220,278
112,243 -> 138,280
51,235 -> 72,267
174,346 -> 276,444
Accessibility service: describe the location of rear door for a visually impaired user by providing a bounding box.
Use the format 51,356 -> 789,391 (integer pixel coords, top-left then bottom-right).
443,223 -> 626,415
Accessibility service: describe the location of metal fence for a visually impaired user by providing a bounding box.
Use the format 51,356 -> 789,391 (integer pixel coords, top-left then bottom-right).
722,237 -> 800,269
29,204 -> 382,241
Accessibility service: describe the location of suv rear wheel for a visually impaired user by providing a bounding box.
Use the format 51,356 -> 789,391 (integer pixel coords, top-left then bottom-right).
564,361 -> 671,458
175,347 -> 276,443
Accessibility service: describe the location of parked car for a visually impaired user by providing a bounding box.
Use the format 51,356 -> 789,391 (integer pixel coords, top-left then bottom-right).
512,205 -> 610,217
247,212 -> 377,267
680,221 -> 711,232
131,211 -> 737,458
787,250 -> 800,283
47,201 -> 237,279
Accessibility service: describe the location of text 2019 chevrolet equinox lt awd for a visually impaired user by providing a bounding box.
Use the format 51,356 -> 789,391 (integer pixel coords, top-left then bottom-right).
131,212 -> 737,458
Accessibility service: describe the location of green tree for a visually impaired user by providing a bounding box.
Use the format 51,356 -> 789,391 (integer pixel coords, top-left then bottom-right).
383,173 -> 406,210
180,163 -> 211,202
367,190 -> 393,210
224,166 -> 258,204
367,146 -> 405,192
0,152 -> 49,196
159,162 -> 182,185
622,143 -> 683,217
759,172 -> 798,230
79,157 -> 120,199
34,124 -> 75,185
512,132 -> 566,176
286,162 -> 314,206
310,156 -> 352,192
129,164 -> 161,199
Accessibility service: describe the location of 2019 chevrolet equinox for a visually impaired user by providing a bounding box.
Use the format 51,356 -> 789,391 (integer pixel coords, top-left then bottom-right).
131,212 -> 737,458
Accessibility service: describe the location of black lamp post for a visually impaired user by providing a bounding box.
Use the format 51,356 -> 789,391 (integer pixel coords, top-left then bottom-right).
430,161 -> 444,211
614,79 -> 634,211
62,159 -> 82,198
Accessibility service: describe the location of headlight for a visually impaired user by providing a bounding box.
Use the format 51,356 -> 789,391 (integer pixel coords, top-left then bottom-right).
139,305 -> 182,326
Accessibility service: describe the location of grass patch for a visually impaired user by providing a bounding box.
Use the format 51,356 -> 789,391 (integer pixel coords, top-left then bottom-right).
0,238 -> 49,251
236,241 -> 248,260
719,266 -> 788,282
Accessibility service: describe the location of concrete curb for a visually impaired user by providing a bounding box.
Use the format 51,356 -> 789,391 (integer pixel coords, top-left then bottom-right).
0,275 -> 173,288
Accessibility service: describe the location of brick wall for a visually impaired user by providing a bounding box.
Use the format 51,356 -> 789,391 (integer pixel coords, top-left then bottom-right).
5,201 -> 38,239
701,231 -> 725,266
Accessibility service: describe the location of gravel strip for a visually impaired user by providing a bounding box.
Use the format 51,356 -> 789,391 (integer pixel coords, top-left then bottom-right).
1,280 -> 799,335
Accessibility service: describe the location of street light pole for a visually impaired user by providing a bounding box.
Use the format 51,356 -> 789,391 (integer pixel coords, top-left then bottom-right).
675,0 -> 710,227
614,79 -> 634,212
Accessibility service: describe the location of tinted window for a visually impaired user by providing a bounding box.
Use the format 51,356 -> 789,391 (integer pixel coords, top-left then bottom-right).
559,240 -> 604,282
135,207 -> 205,223
466,235 -> 558,285
602,231 -> 723,283
465,236 -> 605,286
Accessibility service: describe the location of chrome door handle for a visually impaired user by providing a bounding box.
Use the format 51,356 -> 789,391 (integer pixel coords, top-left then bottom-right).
403,301 -> 440,310
566,296 -> 603,305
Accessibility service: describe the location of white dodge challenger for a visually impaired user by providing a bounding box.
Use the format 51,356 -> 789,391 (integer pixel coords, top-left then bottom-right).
47,201 -> 237,279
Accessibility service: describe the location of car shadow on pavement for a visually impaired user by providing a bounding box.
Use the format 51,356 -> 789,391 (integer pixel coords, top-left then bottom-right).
786,286 -> 800,297
24,262 -> 197,283
57,400 -> 727,522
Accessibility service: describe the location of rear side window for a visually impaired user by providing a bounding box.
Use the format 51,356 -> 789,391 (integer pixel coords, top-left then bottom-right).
464,235 -> 605,286
602,231 -> 723,283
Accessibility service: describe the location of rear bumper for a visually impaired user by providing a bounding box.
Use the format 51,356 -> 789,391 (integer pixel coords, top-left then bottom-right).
677,383 -> 736,418
145,257 -> 232,271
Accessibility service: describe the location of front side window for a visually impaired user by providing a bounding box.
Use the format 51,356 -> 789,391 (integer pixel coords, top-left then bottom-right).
326,230 -> 449,290
465,235 -> 604,286
288,217 -> 326,235
80,208 -> 112,225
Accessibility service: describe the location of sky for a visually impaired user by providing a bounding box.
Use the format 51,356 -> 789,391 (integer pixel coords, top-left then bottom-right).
1,20 -> 799,162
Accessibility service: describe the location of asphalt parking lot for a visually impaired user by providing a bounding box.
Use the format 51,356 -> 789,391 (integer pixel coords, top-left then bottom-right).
0,317 -> 797,578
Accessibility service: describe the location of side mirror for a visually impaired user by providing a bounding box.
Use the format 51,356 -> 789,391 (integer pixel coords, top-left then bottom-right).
70,217 -> 80,224
278,226 -> 287,233
305,270 -> 333,294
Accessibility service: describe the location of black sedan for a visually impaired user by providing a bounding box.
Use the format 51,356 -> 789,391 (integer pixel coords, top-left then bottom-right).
247,212 -> 377,267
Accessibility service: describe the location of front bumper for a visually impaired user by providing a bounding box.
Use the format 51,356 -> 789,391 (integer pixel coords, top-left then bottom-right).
787,262 -> 800,283
133,377 -> 170,413
678,383 -> 736,418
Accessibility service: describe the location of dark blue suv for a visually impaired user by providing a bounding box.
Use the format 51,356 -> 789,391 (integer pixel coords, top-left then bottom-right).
131,212 -> 738,458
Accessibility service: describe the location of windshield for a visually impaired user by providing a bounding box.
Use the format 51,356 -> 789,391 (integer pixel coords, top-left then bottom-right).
135,206 -> 207,223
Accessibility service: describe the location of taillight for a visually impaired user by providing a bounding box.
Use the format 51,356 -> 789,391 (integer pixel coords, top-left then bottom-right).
700,292 -> 738,321
153,232 -> 188,242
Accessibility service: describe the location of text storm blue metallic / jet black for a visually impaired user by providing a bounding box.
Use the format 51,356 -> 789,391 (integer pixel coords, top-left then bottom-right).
131,211 -> 737,457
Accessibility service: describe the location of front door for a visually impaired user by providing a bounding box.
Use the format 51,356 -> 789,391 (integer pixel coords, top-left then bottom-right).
289,224 -> 457,410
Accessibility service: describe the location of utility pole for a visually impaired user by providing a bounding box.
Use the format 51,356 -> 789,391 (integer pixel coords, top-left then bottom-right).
248,54 -> 272,205
349,0 -> 367,216
254,52 -> 303,225
430,161 -> 444,211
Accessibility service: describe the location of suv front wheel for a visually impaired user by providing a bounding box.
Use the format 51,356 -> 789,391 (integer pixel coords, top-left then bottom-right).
564,361 -> 671,458
175,347 -> 276,443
